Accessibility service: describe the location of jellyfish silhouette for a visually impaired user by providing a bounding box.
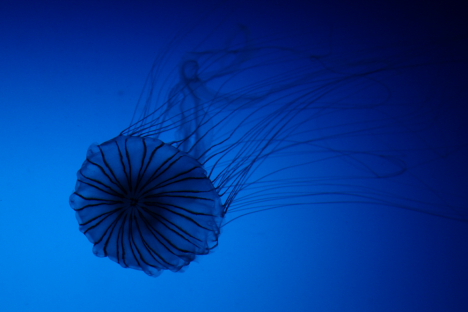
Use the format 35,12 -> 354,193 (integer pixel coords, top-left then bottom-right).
70,23 -> 467,276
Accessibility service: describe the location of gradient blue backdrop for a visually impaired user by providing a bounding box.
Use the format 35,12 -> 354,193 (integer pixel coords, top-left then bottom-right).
0,0 -> 467,311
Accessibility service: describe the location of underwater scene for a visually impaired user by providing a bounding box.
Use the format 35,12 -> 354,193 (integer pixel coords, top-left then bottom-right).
0,0 -> 467,311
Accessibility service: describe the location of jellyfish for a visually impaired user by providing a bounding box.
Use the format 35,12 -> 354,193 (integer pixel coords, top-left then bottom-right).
69,21 -> 467,277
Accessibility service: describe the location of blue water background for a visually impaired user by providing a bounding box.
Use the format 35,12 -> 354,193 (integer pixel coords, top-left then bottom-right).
0,0 -> 467,311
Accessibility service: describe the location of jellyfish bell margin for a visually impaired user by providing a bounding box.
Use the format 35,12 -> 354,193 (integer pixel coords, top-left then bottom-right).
70,135 -> 224,277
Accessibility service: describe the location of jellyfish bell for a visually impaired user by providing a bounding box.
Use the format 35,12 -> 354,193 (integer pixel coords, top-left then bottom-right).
70,135 -> 224,276
70,8 -> 468,276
